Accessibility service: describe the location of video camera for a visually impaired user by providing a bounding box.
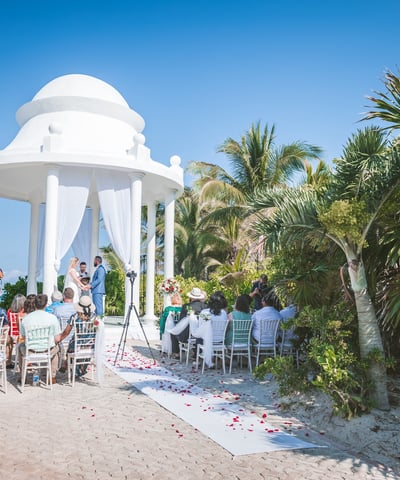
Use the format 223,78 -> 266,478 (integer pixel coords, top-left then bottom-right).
126,270 -> 137,279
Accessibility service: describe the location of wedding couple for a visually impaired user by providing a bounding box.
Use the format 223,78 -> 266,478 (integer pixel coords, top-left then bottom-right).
64,255 -> 106,317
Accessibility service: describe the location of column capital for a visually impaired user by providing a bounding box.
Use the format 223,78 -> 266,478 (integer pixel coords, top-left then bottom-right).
129,171 -> 145,181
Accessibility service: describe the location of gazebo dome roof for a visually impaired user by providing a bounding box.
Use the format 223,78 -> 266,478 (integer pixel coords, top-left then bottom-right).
32,74 -> 129,107
0,74 -> 183,204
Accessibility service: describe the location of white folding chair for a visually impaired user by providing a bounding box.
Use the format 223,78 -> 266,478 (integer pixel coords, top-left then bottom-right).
20,326 -> 53,391
280,325 -> 300,366
226,319 -> 253,373
252,318 -> 280,367
179,314 -> 199,364
196,318 -> 228,374
8,312 -> 21,374
0,326 -> 9,393
57,311 -> 75,368
67,319 -> 97,386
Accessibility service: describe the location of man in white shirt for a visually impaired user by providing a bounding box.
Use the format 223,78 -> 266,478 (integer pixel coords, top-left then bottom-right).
251,295 -> 281,343
19,294 -> 61,384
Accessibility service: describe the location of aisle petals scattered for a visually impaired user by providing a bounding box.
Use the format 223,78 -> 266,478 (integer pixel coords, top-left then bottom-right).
105,342 -> 321,456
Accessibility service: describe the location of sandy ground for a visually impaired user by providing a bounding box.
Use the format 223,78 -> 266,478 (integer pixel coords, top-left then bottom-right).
0,332 -> 398,480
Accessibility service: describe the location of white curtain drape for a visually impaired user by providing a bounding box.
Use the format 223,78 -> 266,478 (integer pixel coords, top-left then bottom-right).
55,168 -> 91,278
96,171 -> 131,271
72,207 -> 92,267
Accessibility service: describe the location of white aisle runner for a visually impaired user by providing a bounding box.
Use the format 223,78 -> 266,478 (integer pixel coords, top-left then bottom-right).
105,344 -> 321,456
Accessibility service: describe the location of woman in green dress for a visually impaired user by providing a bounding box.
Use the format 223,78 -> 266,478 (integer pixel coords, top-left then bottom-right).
225,294 -> 252,344
159,293 -> 182,340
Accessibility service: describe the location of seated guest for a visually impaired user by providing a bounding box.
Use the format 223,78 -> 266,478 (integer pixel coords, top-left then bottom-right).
225,294 -> 252,344
159,292 -> 182,340
18,294 -> 61,384
54,287 -> 77,371
170,287 -> 207,356
45,290 -> 63,314
280,304 -> 297,321
58,295 -> 97,378
196,292 -> 228,326
22,294 -> 37,316
6,293 -> 26,368
192,292 -> 229,367
251,295 -> 281,343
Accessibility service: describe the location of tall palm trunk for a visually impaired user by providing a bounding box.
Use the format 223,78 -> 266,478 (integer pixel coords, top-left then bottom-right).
346,254 -> 389,410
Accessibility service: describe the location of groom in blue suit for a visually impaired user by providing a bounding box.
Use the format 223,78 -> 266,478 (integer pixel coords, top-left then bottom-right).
91,255 -> 106,317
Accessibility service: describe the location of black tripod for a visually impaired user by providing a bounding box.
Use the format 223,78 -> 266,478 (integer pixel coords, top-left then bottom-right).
114,271 -> 155,365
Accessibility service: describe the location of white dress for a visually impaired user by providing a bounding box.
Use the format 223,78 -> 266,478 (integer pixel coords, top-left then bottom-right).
64,268 -> 81,303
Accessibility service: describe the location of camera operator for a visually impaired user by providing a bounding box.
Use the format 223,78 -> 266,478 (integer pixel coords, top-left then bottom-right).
249,273 -> 271,311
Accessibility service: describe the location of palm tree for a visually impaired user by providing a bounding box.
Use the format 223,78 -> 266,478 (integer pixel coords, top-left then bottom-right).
189,122 -> 322,264
363,69 -> 400,131
252,127 -> 400,410
174,189 -> 225,279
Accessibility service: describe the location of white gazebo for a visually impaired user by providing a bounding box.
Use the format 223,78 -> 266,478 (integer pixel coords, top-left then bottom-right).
0,73 -> 184,326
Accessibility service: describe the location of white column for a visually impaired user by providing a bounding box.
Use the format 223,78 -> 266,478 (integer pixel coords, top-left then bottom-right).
142,200 -> 157,321
43,166 -> 59,300
27,198 -> 40,294
130,173 -> 144,308
90,202 -> 100,276
164,189 -> 176,280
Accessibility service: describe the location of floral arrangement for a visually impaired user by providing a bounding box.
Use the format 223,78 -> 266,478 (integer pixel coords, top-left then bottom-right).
159,277 -> 182,295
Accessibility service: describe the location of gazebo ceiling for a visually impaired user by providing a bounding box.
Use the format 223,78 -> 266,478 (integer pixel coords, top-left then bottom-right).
0,74 -> 183,204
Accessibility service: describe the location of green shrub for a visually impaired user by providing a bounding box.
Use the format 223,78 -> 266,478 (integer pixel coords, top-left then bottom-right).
254,356 -> 310,397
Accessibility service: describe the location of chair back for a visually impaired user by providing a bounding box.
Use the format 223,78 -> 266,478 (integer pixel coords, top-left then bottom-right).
73,319 -> 96,354
25,326 -> 52,352
258,318 -> 280,346
211,317 -> 228,345
0,325 -> 9,358
229,319 -> 253,347
0,310 -> 6,328
170,310 -> 181,323
8,312 -> 21,337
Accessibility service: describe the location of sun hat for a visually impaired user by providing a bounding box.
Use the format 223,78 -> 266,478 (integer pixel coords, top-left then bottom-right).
188,287 -> 206,300
74,295 -> 96,314
51,290 -> 63,302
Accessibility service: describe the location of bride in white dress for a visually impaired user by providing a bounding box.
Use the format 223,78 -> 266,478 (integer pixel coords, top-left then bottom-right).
64,257 -> 88,303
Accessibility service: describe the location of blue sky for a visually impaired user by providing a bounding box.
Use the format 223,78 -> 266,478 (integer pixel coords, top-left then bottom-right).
0,0 -> 399,283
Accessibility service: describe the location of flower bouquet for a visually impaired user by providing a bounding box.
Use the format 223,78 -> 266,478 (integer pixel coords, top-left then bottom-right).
159,277 -> 182,295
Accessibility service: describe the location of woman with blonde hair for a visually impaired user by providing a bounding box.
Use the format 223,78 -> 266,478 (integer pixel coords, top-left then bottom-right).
64,257 -> 88,303
159,292 -> 182,340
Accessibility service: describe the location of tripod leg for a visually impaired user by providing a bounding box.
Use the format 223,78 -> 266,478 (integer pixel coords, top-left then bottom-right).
133,304 -> 156,364
114,304 -> 132,365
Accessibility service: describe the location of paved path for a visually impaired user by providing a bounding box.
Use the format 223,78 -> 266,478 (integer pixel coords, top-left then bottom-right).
0,337 -> 397,480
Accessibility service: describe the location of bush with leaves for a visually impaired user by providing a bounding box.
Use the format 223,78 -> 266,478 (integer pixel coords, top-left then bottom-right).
254,356 -> 310,397
104,269 -> 126,316
254,302 -> 374,419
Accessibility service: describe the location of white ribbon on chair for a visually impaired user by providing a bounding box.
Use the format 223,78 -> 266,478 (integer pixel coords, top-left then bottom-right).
161,313 -> 176,355
192,319 -> 213,367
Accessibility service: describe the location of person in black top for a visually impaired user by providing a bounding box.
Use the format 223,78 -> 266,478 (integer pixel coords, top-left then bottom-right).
249,274 -> 271,310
